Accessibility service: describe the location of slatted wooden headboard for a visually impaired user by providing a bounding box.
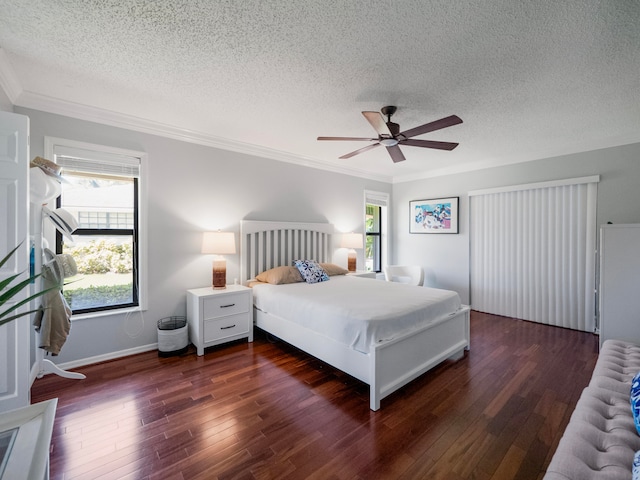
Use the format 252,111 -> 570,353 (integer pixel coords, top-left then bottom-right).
240,220 -> 334,282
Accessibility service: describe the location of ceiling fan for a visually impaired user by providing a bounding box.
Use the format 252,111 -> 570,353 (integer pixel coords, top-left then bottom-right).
317,106 -> 462,163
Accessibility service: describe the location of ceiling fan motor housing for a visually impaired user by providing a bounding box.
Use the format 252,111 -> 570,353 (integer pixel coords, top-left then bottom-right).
386,122 -> 400,137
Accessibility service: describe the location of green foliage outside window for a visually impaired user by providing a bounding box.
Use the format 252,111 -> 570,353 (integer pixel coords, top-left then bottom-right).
65,240 -> 132,274
63,240 -> 134,311
63,284 -> 132,310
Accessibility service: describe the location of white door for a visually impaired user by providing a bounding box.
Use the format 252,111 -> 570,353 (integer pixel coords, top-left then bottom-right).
599,224 -> 640,347
0,111 -> 30,412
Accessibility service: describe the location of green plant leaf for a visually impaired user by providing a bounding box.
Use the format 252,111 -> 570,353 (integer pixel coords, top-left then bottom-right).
0,273 -> 41,304
0,308 -> 45,328
0,242 -> 59,326
0,283 -> 60,321
0,244 -> 21,270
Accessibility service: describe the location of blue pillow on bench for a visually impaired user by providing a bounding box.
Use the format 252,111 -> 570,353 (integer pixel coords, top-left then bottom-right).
630,372 -> 640,436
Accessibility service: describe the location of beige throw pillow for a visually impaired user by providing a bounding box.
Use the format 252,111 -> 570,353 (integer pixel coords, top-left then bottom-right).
256,266 -> 304,285
320,263 -> 349,276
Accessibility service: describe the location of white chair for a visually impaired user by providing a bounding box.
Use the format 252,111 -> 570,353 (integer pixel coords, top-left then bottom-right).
383,265 -> 424,286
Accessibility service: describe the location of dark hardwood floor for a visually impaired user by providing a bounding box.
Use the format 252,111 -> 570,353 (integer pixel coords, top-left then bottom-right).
32,311 -> 599,480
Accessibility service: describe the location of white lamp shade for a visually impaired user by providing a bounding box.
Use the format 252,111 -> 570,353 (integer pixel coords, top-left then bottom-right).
201,231 -> 236,255
340,233 -> 363,249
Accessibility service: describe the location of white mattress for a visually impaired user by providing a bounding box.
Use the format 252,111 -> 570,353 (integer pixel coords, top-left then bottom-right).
252,275 -> 463,353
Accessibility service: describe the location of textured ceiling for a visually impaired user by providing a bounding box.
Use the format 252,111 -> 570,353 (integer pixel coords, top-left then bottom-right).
0,1 -> 638,182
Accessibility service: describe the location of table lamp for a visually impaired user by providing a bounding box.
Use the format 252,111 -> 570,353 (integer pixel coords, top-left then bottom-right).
341,233 -> 363,272
201,231 -> 236,289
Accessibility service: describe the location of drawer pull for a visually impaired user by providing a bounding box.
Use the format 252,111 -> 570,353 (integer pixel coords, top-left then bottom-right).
220,324 -> 236,330
220,303 -> 236,308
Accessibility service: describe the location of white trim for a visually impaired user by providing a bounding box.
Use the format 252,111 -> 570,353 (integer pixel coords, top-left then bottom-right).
69,305 -> 147,321
43,136 -> 149,311
364,190 -> 389,272
44,136 -> 147,163
17,90 -> 393,183
42,344 -> 158,374
468,175 -> 600,197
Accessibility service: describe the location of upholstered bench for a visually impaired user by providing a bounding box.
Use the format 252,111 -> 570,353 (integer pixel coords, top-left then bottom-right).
544,339 -> 640,479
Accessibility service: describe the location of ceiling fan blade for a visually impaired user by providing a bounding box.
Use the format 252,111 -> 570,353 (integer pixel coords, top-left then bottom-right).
386,145 -> 406,163
339,142 -> 381,159
317,136 -> 377,141
400,139 -> 459,151
362,111 -> 392,136
400,115 -> 463,139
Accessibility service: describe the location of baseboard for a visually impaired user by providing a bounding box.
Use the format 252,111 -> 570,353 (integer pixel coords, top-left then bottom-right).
39,343 -> 159,375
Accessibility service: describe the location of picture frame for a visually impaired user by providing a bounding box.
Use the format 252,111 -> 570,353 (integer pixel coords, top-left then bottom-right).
409,197 -> 459,234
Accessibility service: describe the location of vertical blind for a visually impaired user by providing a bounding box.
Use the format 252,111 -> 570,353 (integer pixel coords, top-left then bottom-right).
469,176 -> 599,332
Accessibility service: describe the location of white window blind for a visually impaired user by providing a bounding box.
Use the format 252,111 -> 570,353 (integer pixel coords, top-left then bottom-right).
365,190 -> 389,207
54,145 -> 140,178
469,176 -> 599,331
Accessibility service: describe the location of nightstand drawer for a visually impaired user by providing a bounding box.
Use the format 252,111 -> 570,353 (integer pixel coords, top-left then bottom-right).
202,292 -> 249,319
204,314 -> 250,342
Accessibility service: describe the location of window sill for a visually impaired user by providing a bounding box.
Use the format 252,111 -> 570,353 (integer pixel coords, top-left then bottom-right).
71,305 -> 147,321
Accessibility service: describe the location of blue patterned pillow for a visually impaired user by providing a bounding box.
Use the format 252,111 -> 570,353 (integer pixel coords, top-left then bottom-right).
631,372 -> 640,436
634,450 -> 640,480
293,260 -> 329,284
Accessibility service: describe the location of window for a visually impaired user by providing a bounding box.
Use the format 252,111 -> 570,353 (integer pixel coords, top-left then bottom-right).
45,138 -> 147,315
365,204 -> 381,272
364,191 -> 389,273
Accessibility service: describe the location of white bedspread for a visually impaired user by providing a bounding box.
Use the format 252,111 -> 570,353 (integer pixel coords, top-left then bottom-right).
252,275 -> 462,353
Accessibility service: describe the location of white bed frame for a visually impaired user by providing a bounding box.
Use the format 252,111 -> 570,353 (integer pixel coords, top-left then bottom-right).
240,220 -> 470,411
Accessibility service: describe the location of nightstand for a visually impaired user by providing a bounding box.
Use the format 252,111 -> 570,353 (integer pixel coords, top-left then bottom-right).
186,285 -> 253,356
347,270 -> 376,279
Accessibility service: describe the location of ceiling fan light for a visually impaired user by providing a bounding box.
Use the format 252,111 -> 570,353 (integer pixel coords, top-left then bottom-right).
380,138 -> 398,147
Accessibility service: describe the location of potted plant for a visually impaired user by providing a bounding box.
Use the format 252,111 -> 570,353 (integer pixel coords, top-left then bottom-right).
0,243 -> 57,327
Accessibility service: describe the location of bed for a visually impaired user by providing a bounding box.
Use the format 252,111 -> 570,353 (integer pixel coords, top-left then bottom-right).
240,220 -> 471,410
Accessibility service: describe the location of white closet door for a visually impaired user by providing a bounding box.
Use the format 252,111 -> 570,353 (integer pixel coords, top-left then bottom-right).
0,111 -> 30,412
470,177 -> 598,332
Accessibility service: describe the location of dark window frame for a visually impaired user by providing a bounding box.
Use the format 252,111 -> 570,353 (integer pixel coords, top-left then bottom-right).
56,178 -> 139,315
366,204 -> 382,273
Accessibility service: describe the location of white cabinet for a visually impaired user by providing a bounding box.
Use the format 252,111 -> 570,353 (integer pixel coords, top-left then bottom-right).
0,399 -> 57,480
599,224 -> 640,348
186,285 -> 253,356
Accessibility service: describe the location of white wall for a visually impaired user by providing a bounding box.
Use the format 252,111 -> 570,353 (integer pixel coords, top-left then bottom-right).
18,107 -> 390,365
391,142 -> 640,304
15,105 -> 640,366
0,88 -> 11,112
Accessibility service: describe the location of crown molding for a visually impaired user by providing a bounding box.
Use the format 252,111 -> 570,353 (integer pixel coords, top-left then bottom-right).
9,86 -> 392,183
0,52 -> 391,182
